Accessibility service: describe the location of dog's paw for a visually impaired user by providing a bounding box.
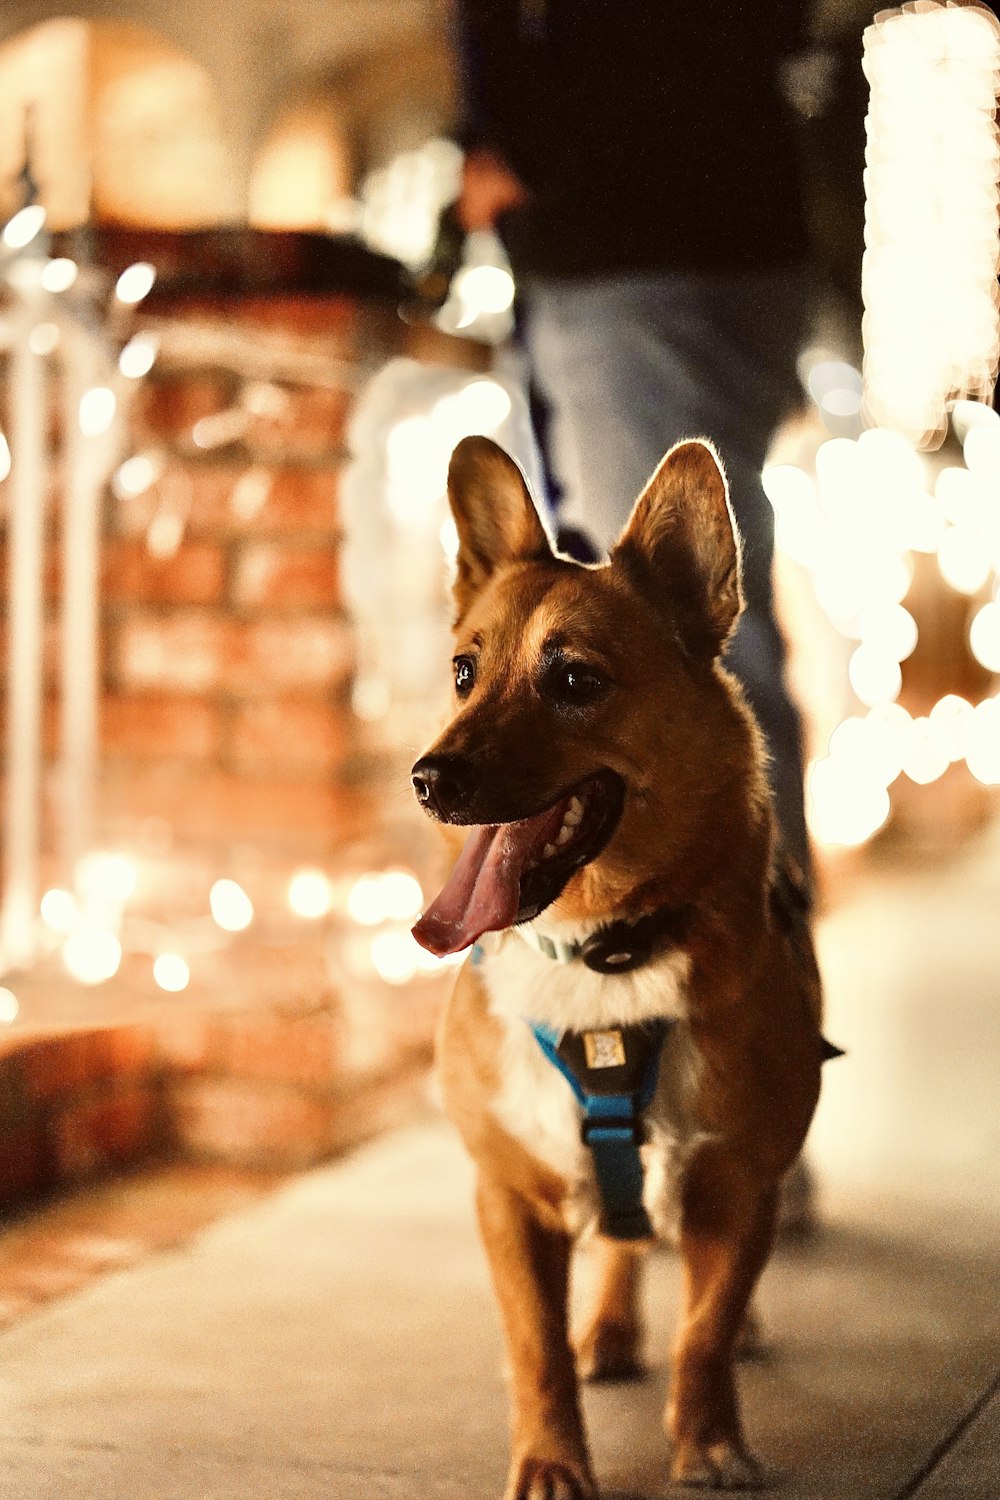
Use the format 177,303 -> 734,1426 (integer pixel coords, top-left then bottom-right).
670,1439 -> 765,1490
575,1317 -> 646,1383
504,1455 -> 598,1500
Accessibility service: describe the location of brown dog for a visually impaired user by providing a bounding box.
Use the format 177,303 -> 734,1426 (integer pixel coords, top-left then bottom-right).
411,435 -> 823,1496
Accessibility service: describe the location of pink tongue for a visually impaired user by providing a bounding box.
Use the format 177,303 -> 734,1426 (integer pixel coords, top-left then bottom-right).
412,806 -> 560,957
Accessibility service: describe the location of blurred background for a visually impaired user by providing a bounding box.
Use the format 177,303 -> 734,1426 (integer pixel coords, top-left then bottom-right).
0,0 -> 997,1264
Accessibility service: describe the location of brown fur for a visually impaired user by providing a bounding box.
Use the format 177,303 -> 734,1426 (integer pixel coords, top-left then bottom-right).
420,437 -> 822,1496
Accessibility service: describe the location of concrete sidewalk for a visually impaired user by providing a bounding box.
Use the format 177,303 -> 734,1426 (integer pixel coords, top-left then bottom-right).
3,831 -> 1000,1498
0,1116 -> 997,1500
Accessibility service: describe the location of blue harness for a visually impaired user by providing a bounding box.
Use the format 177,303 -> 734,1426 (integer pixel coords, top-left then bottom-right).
529,1018 -> 673,1240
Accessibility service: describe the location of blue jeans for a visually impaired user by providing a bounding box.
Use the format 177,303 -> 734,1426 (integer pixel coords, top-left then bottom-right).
517,268 -> 811,882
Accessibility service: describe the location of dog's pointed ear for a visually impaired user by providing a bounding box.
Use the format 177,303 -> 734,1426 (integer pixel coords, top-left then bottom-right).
447,436 -> 552,618
612,439 -> 743,657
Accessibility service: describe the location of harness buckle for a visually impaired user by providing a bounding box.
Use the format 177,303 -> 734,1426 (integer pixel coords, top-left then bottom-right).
580,1113 -> 644,1146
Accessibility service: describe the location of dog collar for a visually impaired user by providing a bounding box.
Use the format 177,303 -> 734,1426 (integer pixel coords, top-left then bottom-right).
515,904 -> 691,975
529,1018 -> 674,1240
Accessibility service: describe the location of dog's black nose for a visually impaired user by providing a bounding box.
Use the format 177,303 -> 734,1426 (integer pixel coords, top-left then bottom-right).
411,754 -> 474,820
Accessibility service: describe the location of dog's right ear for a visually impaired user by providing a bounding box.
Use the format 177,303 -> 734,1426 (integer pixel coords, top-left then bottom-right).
447,436 -> 552,620
612,439 -> 743,659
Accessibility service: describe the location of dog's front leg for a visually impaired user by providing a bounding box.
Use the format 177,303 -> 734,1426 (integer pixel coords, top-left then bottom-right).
476,1173 -> 597,1500
667,1146 -> 778,1489
575,1234 -> 648,1382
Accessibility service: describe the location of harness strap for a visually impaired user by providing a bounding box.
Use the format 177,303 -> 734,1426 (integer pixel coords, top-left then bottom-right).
529,1019 -> 673,1241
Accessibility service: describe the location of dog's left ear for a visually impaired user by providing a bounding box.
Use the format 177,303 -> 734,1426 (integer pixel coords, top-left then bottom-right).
612,439 -> 742,658
447,436 -> 552,619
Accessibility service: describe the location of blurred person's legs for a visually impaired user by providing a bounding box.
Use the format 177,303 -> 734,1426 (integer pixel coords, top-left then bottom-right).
519,268 -> 812,888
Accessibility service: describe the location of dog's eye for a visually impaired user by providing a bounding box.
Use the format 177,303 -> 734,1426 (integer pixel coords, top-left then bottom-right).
547,662 -> 608,707
453,656 -> 476,697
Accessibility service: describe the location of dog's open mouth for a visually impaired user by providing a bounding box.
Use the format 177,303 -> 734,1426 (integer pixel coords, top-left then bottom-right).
412,770 -> 624,957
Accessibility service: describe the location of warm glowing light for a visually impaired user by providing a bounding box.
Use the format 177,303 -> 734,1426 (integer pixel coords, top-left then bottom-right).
79,386 -> 116,437
929,694 -> 974,761
347,875 -> 384,925
118,334 -> 159,380
453,264 -> 516,317
370,931 -> 420,985
63,927 -> 123,986
288,868 -> 334,919
76,853 -> 137,903
41,257 -> 78,293
0,432 -> 11,483
115,262 -> 156,304
966,697 -> 1000,784
0,987 -> 18,1024
857,601 -> 918,661
935,467 -> 992,531
209,879 -> 254,932
113,453 -> 163,500
969,600 -> 1000,672
432,379 -> 513,439
938,527 -> 993,595
3,204 -> 46,249
848,644 -> 903,707
41,887 -> 79,933
378,869 -> 424,921
761,463 -> 816,514
440,515 -> 459,560
963,422 -> 1000,482
861,4 -> 1000,444
807,756 -> 891,848
900,717 -> 950,785
153,954 -> 190,992
952,399 -> 1000,445
28,323 -> 59,356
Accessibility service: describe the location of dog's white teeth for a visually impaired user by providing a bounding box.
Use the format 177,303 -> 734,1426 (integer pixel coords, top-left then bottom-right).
542,843 -> 558,859
557,824 -> 573,846
567,797 -> 584,822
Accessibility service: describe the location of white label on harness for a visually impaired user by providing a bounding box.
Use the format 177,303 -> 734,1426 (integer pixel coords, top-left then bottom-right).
584,1030 -> 626,1070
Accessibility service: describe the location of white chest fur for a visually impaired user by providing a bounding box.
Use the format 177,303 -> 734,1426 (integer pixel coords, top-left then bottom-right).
480,927 -> 709,1239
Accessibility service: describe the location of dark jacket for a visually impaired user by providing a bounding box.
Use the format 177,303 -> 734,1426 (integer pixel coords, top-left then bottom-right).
456,0 -> 810,277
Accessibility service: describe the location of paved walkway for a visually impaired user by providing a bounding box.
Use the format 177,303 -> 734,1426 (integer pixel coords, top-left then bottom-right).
2,829 -> 999,1498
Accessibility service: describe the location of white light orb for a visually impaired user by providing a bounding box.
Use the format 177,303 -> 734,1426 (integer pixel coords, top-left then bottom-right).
929,694 -> 974,761
40,887 -> 79,933
378,869 -> 424,922
963,423 -> 1000,482
433,379 -> 513,440
0,987 -> 18,1024
153,954 -> 190,992
760,463 -> 815,515
905,490 -> 945,553
969,601 -> 1000,673
3,204 -> 46,249
209,879 -> 254,932
28,322 -> 59,356
935,467 -> 991,531
63,927 -> 122,986
807,756 -> 891,848
857,601 -> 918,662
440,515 -> 459,560
113,453 -> 161,500
118,334 -> 159,380
115,262 -> 156,305
0,432 -> 10,482
951,399 -> 1000,445
288,868 -> 334,919
828,713 -> 902,788
452,264 -> 515,317
347,873 -> 388,926
40,256 -> 77,293
937,527 -> 992,595
856,426 -> 925,490
76,852 -> 137,903
966,698 -> 1000,785
775,503 -> 824,569
848,644 -> 903,707
900,717 -> 950,785
78,386 -> 116,437
370,931 -> 420,985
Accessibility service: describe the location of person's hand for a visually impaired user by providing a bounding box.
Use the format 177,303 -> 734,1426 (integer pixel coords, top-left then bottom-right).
458,148 -> 528,232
